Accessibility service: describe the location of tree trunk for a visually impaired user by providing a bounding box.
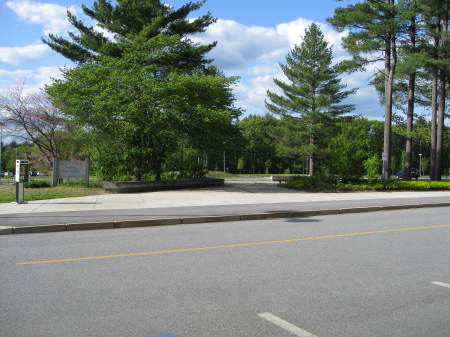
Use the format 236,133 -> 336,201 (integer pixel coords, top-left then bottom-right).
405,15 -> 416,181
252,152 -> 255,174
382,36 -> 395,181
436,74 -> 445,181
309,134 -> 315,176
429,15 -> 442,180
405,72 -> 415,180
180,146 -> 184,178
133,167 -> 142,181
435,10 -> 448,181
154,159 -> 162,180
202,150 -> 208,174
430,74 -> 438,180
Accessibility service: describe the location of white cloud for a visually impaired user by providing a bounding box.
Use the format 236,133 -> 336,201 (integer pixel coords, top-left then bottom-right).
246,65 -> 279,76
193,18 -> 348,72
0,69 -> 33,83
0,66 -> 63,95
93,24 -> 116,41
193,19 -> 289,71
31,66 -> 63,85
277,18 -> 348,56
192,18 -> 382,117
234,71 -> 283,114
0,44 -> 51,65
0,8 -> 384,118
237,64 -> 382,117
6,0 -> 77,35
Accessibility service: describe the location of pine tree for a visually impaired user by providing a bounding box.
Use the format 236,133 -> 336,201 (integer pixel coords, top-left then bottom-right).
415,0 -> 450,180
43,0 -> 215,67
370,0 -> 449,180
328,0 -> 402,181
399,0 -> 419,180
375,0 -> 422,180
266,23 -> 354,176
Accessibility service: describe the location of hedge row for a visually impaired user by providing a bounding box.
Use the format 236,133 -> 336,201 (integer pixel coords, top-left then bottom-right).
285,178 -> 450,192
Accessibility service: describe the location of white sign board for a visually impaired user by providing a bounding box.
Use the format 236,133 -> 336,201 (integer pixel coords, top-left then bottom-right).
53,158 -> 89,186
58,160 -> 87,179
15,159 -> 29,183
15,160 -> 21,183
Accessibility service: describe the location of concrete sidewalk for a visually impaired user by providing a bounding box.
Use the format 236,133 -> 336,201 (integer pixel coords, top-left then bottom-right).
1,182 -> 449,234
1,182 -> 450,214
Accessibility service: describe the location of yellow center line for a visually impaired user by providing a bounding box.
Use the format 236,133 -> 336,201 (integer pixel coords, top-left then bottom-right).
16,224 -> 450,265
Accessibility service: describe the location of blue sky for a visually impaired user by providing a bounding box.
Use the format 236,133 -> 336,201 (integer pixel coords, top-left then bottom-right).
0,0 -> 383,118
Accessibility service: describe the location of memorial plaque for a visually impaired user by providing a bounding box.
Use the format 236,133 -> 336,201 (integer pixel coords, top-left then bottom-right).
53,158 -> 89,186
59,160 -> 86,179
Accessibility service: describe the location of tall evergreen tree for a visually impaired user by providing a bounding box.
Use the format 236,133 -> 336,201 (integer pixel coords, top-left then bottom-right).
373,0 -> 422,179
432,0 -> 449,180
400,0 -> 419,180
328,0 -> 402,180
266,23 -> 354,176
43,0 -> 215,66
416,0 -> 450,180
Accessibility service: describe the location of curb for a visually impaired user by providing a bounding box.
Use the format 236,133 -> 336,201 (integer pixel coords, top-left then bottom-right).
2,202 -> 450,235
0,226 -> 13,235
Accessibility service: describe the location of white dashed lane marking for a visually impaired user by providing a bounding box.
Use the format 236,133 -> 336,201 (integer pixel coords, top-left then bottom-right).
432,281 -> 450,289
258,312 -> 318,337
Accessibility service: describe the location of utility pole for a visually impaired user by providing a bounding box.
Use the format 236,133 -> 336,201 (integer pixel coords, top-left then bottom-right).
0,124 -> 2,175
223,141 -> 226,173
223,151 -> 226,173
418,153 -> 422,176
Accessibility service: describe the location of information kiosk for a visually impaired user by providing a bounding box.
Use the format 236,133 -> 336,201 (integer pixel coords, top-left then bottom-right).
15,159 -> 29,204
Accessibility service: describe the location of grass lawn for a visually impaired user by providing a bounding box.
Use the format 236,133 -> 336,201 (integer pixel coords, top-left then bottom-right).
0,185 -> 103,203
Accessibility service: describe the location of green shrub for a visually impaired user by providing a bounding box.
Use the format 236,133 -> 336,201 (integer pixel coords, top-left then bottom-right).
89,179 -> 103,188
237,157 -> 245,173
25,180 -> 51,188
363,155 -> 380,184
60,179 -> 103,187
286,176 -> 336,191
286,177 -> 450,192
160,172 -> 181,181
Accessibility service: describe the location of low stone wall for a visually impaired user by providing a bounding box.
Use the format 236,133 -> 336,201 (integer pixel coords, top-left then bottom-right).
103,178 -> 224,193
271,175 -> 302,182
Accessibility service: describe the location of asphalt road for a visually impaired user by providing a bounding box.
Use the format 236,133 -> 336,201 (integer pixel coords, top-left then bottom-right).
1,207 -> 450,337
2,196 -> 450,227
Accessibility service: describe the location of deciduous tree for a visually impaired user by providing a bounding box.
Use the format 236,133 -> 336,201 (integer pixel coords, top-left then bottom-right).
48,37 -> 239,180
46,0 -> 240,180
0,83 -> 71,165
